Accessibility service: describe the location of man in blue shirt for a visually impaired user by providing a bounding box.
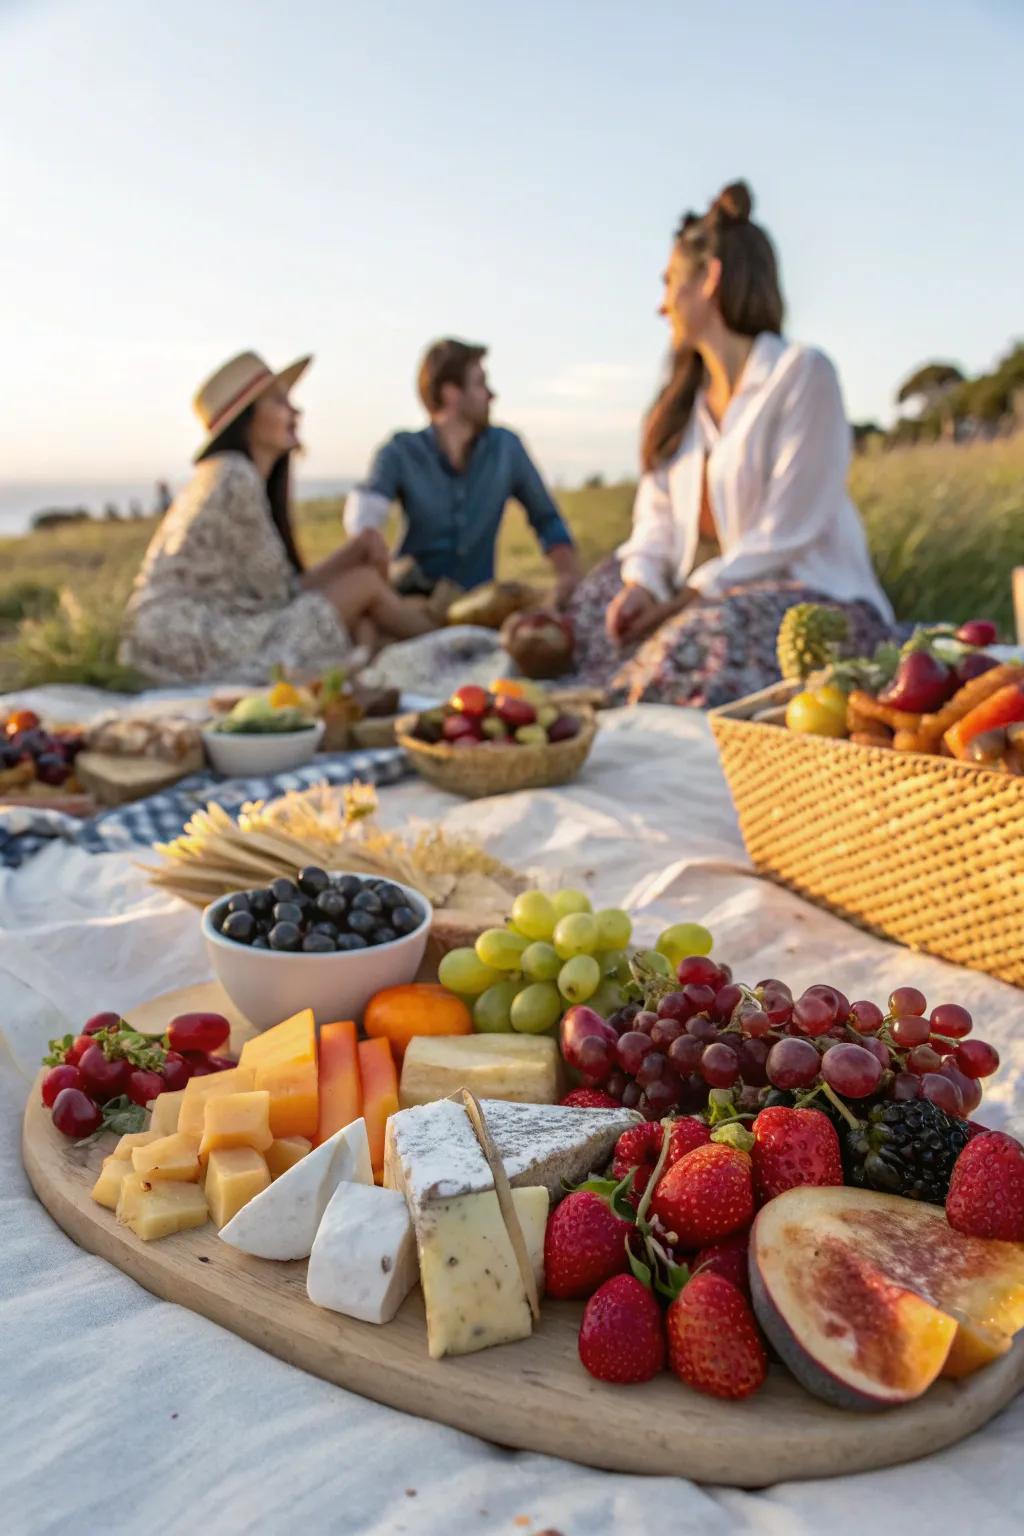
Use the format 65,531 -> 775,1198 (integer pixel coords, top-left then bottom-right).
344,339 -> 580,603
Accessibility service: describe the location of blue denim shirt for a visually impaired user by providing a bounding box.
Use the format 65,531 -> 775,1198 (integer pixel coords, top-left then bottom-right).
351,425 -> 573,590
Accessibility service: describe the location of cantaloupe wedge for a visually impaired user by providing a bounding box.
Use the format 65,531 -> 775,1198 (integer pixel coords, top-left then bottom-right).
239,1009 -> 319,1138
357,1037 -> 398,1183
315,1021 -> 361,1146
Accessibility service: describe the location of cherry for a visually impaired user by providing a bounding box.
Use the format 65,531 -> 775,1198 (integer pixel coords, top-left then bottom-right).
78,1044 -> 131,1103
126,1068 -> 165,1106
160,1050 -> 193,1091
41,1064 -> 83,1107
51,1087 -> 102,1138
82,1011 -> 122,1036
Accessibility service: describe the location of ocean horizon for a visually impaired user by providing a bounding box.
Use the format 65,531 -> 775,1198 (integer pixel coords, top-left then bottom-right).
0,477 -> 354,538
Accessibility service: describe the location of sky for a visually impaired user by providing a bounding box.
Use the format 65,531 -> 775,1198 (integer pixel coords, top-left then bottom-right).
2,0 -> 1022,487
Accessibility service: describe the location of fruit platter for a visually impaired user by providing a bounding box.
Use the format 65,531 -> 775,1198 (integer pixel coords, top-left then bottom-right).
0,708 -> 93,814
22,875 -> 1024,1485
397,681 -> 596,798
711,608 -> 1024,988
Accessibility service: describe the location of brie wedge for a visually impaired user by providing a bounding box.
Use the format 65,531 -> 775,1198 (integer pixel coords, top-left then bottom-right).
307,1183 -> 417,1324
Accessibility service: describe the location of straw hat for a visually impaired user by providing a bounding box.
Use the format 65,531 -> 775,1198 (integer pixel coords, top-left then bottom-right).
192,351 -> 312,461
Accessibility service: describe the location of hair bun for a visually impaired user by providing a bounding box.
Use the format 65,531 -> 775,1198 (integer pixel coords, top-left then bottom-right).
712,181 -> 753,224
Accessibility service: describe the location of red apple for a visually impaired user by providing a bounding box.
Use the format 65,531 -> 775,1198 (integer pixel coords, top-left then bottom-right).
494,695 -> 537,730
442,714 -> 482,743
449,684 -> 491,719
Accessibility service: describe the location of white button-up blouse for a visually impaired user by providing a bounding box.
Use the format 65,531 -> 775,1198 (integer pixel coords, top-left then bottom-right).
617,333 -> 893,620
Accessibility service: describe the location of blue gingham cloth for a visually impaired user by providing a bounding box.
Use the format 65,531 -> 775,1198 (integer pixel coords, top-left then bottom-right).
0,748 -> 410,869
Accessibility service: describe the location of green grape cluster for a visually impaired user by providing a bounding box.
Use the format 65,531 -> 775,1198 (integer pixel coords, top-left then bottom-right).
437,888 -> 634,1036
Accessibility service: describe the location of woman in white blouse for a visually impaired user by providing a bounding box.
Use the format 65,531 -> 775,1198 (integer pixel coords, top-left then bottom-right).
567,182 -> 894,706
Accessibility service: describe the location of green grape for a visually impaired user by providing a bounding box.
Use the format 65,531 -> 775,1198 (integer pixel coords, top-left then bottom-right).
594,908 -> 632,950
438,946 -> 502,997
473,979 -> 520,1033
598,948 -> 625,978
553,912 -> 599,960
510,890 -> 557,942
656,922 -> 714,968
589,978 -> 626,1018
521,941 -> 562,982
558,954 -> 601,1004
475,927 -> 530,971
635,948 -> 674,979
510,981 -> 563,1034
551,888 -> 592,920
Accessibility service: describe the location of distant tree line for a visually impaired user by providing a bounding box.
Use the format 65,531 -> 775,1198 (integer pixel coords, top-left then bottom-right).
852,341 -> 1024,451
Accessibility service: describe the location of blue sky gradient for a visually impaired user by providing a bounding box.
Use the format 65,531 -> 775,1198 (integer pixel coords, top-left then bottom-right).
2,0 -> 1021,484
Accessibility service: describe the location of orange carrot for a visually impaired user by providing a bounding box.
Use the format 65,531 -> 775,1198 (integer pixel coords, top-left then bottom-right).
315,1021 -> 361,1146
357,1037 -> 400,1182
945,683 -> 1024,759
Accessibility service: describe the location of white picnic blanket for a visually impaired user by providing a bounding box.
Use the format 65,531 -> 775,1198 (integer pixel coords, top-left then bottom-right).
2,703 -> 1023,1536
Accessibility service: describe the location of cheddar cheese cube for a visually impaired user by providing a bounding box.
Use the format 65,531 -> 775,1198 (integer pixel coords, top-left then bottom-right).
253,1059 -> 318,1139
116,1172 -> 209,1240
91,1154 -> 136,1210
148,1090 -> 186,1138
132,1131 -> 202,1183
205,1147 -> 271,1227
112,1130 -> 162,1160
239,1008 -> 315,1070
198,1090 -> 273,1160
265,1136 -> 312,1181
178,1065 -> 255,1138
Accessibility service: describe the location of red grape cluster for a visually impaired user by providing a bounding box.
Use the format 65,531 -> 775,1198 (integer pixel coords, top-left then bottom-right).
559,961 -> 999,1123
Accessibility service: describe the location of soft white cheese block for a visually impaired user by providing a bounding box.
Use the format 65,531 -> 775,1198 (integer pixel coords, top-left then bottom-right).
384,1098 -> 640,1214
398,1033 -> 561,1108
418,1185 -> 549,1358
306,1182 -> 417,1324
219,1118 -> 372,1260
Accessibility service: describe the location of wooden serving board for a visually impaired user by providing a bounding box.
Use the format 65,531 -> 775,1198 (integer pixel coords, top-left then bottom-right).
21,985 -> 1024,1486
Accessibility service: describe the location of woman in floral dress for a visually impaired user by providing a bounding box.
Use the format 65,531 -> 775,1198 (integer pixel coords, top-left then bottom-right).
121,352 -> 435,685
565,183 -> 894,709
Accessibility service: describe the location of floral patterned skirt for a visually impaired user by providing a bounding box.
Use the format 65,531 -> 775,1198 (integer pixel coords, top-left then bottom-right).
564,556 -> 894,710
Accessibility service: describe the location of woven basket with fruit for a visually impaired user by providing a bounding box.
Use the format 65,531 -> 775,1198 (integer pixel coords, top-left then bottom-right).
396,682 -> 596,798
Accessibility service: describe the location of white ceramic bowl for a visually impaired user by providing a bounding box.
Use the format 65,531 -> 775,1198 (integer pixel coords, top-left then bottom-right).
201,873 -> 432,1030
201,719 -> 325,777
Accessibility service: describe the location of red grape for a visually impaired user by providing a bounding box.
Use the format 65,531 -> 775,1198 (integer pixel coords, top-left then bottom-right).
64,1034 -> 96,1067
756,977 -> 792,996
633,1010 -> 658,1036
677,1076 -> 710,1114
657,991 -> 694,1024
805,984 -> 848,1021
892,1071 -> 922,1101
206,1055 -> 237,1072
821,1043 -> 884,1098
954,1039 -> 999,1079
560,1007 -> 617,1071
736,1037 -> 771,1086
699,1042 -> 740,1089
78,1044 -> 131,1103
183,1054 -> 216,1077
167,1012 -> 231,1055
889,986 -> 927,1017
636,1051 -> 670,1090
160,1050 -> 192,1091
792,993 -> 835,1037
41,1064 -> 83,1107
760,988 -> 794,1027
890,1014 -> 930,1048
667,1035 -> 703,1075
848,1000 -> 884,1035
955,619 -> 998,647
622,1082 -> 643,1109
82,1011 -> 122,1036
650,1016 -> 685,1050
605,1070 -> 628,1099
921,1073 -> 963,1116
859,1035 -> 891,1069
642,1078 -> 682,1117
766,1037 -> 821,1090
686,1015 -> 719,1043
126,1068 -> 166,1106
736,1003 -> 771,1038
676,956 -> 725,990
906,1044 -> 942,1076
711,984 -> 743,1023
681,982 -> 716,1015
51,1087 -> 102,1138
939,1061 -> 983,1115
616,1031 -> 651,1076
929,1003 -> 972,1039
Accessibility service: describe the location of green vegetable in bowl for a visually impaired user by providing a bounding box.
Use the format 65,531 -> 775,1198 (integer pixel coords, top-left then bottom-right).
213,696 -> 317,735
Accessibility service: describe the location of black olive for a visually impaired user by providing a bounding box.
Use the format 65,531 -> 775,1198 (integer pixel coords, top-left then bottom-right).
302,932 -> 336,952
270,876 -> 300,903
335,933 -> 368,951
226,892 -> 251,914
222,911 -> 256,943
268,920 -> 301,951
247,888 -> 273,915
375,882 -> 407,911
315,890 -> 347,923
390,905 -> 420,935
347,909 -> 377,938
310,920 -> 339,938
298,866 -> 330,897
351,888 -> 383,915
333,874 -> 363,900
273,901 -> 304,926
251,934 -> 270,949
371,925 -> 397,946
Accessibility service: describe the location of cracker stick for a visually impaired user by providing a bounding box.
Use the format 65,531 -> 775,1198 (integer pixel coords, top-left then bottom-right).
846,690 -> 923,734
893,729 -> 937,754
918,662 -> 1024,743
851,731 -> 894,749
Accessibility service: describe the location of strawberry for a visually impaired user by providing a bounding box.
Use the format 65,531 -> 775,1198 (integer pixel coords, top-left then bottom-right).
693,1232 -> 750,1298
946,1131 -> 1024,1242
650,1143 -> 754,1248
666,1271 -> 767,1400
578,1274 -> 666,1383
544,1190 -> 634,1299
560,1088 -> 620,1109
751,1106 -> 843,1203
612,1116 -> 711,1200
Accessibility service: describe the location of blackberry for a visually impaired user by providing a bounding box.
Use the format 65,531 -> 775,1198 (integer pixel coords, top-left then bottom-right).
844,1099 -> 969,1205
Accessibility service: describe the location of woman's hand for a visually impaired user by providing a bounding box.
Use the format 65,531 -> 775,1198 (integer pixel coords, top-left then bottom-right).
348,527 -> 390,579
606,583 -> 658,646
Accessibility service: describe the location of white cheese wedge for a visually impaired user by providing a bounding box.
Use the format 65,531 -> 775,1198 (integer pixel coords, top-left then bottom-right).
307,1183 -> 417,1324
418,1186 -> 549,1358
384,1098 -> 640,1214
398,1033 -> 561,1108
219,1117 -> 372,1260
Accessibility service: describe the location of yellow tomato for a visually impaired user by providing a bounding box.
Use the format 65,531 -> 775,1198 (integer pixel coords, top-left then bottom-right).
786,685 -> 848,738
268,681 -> 302,709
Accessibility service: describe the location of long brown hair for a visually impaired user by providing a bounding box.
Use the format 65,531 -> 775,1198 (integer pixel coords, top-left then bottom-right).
197,404 -> 303,572
641,182 -> 785,472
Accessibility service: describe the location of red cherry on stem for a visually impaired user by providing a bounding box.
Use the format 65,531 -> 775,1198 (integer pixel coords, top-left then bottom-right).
41,1064 -> 83,1107
51,1088 -> 102,1138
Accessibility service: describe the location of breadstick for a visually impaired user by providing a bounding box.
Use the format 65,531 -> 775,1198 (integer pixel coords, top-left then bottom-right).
851,731 -> 894,749
918,662 -> 1024,743
893,729 -> 937,754
846,690 -> 923,734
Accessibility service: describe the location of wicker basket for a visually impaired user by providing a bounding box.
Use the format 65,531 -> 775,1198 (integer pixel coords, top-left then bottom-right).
395,709 -> 597,799
710,682 -> 1024,988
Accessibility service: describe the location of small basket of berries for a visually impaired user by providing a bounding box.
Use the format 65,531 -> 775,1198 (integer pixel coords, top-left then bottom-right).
395,684 -> 597,799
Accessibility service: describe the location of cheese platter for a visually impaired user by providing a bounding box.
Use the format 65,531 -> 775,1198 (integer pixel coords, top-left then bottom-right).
21,876 -> 1024,1486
